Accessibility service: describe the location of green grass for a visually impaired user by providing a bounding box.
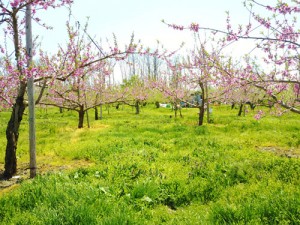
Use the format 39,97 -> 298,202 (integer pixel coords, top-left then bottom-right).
0,104 -> 300,224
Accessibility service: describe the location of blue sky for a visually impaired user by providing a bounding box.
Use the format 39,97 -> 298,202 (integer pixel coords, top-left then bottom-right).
36,0 -> 254,55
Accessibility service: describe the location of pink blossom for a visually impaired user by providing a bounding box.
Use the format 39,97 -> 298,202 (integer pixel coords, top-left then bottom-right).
254,110 -> 264,120
10,0 -> 20,8
294,83 -> 300,94
266,89 -> 273,96
169,24 -> 184,31
190,23 -> 199,32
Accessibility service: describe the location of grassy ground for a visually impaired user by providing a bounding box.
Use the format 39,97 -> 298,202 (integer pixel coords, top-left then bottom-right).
0,104 -> 299,224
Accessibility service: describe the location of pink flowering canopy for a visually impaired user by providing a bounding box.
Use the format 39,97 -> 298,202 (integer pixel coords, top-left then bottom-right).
0,0 -> 74,109
163,0 -> 300,115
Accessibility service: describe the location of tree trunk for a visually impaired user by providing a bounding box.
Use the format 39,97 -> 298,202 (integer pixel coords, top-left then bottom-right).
3,10 -> 27,179
179,106 -> 183,118
78,105 -> 85,128
94,106 -> 98,120
173,102 -> 182,118
238,103 -> 244,116
155,101 -> 160,108
198,106 -> 205,126
135,100 -> 140,114
4,94 -> 26,179
246,102 -> 256,110
198,83 -> 205,126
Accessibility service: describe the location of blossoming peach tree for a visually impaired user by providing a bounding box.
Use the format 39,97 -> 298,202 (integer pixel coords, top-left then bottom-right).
0,0 -> 74,178
120,74 -> 150,115
0,0 -> 140,178
152,43 -> 218,125
38,21 -> 133,128
164,0 -> 300,118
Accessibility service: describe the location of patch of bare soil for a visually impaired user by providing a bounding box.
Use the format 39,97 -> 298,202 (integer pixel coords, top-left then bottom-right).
0,159 -> 94,195
257,146 -> 300,159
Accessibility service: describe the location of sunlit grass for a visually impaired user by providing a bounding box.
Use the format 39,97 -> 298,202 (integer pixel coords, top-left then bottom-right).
0,104 -> 299,224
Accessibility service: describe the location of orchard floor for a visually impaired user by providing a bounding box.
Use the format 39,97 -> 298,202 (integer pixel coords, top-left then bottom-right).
0,105 -> 299,224
0,159 -> 93,193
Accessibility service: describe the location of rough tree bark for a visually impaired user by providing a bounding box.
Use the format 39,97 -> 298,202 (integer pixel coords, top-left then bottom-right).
4,84 -> 27,178
173,101 -> 182,118
94,106 -> 99,120
135,100 -> 140,114
238,103 -> 244,116
3,10 -> 27,179
78,105 -> 85,128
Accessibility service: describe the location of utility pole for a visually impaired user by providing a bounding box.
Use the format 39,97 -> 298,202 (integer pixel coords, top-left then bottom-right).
26,3 -> 37,178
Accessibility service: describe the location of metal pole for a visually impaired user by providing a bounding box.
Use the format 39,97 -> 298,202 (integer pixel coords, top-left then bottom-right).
26,3 -> 37,178
206,83 -> 210,123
